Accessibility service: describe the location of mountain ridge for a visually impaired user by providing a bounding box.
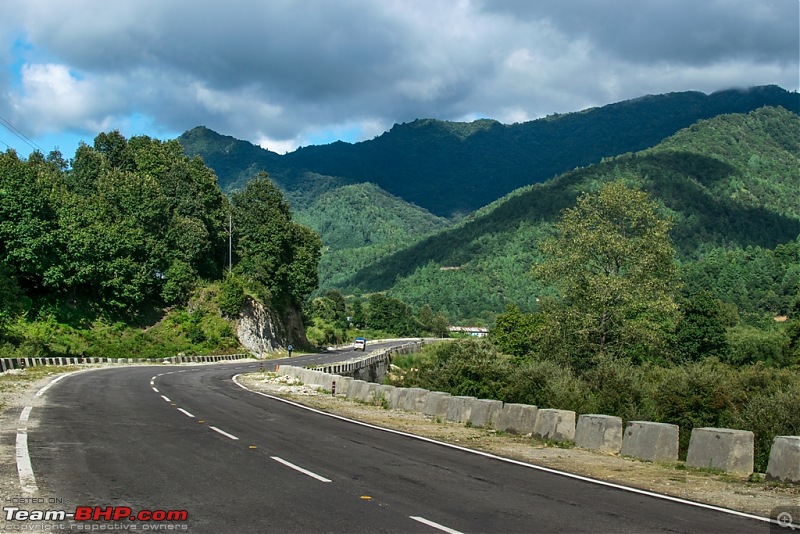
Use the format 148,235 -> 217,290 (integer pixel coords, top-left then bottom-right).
179,84 -> 799,217
338,106 -> 800,321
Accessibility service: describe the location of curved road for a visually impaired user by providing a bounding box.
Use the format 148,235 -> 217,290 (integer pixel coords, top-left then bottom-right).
14,344 -> 769,532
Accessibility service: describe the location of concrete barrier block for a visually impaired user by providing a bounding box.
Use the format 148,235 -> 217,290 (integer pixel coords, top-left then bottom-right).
289,367 -> 303,380
387,387 -> 403,409
495,403 -> 538,435
359,382 -> 379,402
423,391 -> 451,418
468,399 -> 503,428
403,388 -> 429,413
622,421 -> 679,463
333,376 -> 351,396
686,428 -> 754,475
533,409 -> 576,442
320,373 -> 337,391
394,388 -> 411,410
276,365 -> 292,376
766,436 -> 800,483
375,385 -> 395,406
575,414 -> 623,453
445,396 -> 477,423
346,380 -> 366,400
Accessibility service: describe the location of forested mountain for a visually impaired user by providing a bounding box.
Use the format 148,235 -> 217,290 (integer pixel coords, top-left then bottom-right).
340,106 -> 800,322
179,85 -> 799,218
292,183 -> 450,288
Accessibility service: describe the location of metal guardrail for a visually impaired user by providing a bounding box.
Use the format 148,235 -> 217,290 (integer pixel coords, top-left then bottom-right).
310,341 -> 423,376
0,353 -> 251,374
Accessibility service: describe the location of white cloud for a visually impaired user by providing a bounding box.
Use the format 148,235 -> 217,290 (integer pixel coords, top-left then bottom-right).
0,0 -> 796,155
15,63 -> 115,133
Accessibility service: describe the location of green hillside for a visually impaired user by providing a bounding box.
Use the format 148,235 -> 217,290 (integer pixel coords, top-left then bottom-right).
180,85 -> 799,218
341,106 -> 800,322
292,183 -> 450,288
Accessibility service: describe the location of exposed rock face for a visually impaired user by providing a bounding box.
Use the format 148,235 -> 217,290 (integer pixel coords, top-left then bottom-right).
235,298 -> 307,356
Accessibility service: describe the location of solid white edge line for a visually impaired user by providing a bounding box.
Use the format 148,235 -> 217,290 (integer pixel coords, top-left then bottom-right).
410,516 -> 464,534
18,370 -> 89,494
16,430 -> 37,494
19,406 -> 32,425
177,408 -> 195,418
160,395 -> 171,402
231,374 -> 770,525
209,426 -> 239,440
270,456 -> 332,483
34,373 -> 71,397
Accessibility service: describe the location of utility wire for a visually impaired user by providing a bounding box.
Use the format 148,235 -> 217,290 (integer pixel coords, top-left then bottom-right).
0,113 -> 43,153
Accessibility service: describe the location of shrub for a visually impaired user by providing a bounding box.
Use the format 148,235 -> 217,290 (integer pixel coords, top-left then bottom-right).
218,275 -> 246,317
726,325 -> 790,366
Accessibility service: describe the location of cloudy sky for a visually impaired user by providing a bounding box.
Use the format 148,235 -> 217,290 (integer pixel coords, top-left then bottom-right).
1,0 -> 797,157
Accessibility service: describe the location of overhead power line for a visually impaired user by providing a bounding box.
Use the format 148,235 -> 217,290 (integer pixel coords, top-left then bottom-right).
0,113 -> 43,153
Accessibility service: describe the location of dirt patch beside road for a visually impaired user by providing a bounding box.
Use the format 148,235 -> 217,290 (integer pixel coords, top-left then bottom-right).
238,371 -> 800,518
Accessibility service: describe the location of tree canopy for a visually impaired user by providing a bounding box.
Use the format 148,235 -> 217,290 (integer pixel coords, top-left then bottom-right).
0,132 -> 320,321
535,181 -> 680,364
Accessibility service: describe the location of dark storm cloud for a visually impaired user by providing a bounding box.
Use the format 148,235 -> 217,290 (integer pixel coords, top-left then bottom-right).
2,0 -> 797,152
478,0 -> 799,65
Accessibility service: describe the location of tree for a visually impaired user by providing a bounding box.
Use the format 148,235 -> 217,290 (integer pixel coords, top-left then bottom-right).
675,291 -> 729,361
349,298 -> 365,328
535,181 -> 680,364
418,304 -> 434,332
0,261 -> 23,338
231,173 -> 320,309
491,303 -> 543,361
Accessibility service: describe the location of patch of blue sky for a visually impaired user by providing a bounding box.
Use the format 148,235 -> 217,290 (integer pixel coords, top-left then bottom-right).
304,123 -> 363,147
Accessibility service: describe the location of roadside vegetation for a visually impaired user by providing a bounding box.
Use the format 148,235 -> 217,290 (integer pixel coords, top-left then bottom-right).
0,132 -> 320,359
390,181 -> 800,473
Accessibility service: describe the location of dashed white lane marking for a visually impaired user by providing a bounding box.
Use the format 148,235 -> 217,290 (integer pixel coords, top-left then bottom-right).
177,408 -> 195,418
209,426 -> 239,440
410,516 -> 463,534
160,395 -> 171,402
152,387 -> 159,393
270,456 -> 331,483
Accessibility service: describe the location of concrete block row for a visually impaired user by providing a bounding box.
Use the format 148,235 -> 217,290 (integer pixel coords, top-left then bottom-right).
279,365 -> 799,480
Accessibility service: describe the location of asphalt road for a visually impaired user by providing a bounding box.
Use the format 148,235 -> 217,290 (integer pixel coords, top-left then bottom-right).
18,344 -> 770,533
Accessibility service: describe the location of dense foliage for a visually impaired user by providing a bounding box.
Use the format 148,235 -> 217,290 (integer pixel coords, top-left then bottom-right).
0,132 -> 320,356
391,180 -> 800,472
1,132 -> 230,316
